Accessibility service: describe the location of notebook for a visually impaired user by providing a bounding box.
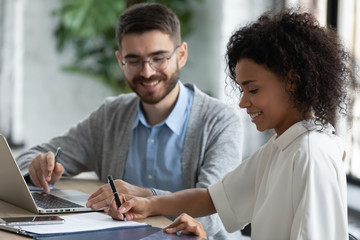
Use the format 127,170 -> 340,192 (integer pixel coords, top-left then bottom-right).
0,134 -> 100,214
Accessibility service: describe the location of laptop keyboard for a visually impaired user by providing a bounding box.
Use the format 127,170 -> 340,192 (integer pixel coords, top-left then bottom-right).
32,192 -> 83,209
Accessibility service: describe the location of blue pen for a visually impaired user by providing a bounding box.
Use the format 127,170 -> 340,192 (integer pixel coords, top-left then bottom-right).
107,175 -> 126,221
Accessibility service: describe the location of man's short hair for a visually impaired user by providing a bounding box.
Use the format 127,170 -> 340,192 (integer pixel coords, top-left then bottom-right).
116,3 -> 181,48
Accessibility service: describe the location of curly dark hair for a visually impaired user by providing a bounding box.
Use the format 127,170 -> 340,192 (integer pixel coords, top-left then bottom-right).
226,9 -> 356,127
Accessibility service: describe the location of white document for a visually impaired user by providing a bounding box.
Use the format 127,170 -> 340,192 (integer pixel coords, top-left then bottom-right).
10,212 -> 147,234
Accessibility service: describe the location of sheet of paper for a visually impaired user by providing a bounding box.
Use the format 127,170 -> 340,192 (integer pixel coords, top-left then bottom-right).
27,183 -> 53,191
11,212 -> 147,234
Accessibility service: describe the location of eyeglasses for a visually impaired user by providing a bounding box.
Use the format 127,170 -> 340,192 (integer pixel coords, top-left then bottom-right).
121,46 -> 179,74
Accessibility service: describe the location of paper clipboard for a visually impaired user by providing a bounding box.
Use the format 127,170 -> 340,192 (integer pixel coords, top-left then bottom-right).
0,212 -> 150,239
0,222 -> 152,239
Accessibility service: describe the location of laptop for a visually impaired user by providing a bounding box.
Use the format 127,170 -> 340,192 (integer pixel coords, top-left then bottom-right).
0,134 -> 100,214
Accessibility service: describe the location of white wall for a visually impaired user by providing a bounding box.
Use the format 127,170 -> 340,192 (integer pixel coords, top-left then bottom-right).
180,0 -> 223,97
21,0 -> 113,149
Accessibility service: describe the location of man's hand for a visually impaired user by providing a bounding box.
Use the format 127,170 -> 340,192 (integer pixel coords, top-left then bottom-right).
28,152 -> 64,193
163,213 -> 207,239
86,179 -> 153,209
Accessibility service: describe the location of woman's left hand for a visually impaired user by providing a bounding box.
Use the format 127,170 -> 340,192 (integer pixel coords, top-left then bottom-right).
163,213 -> 207,239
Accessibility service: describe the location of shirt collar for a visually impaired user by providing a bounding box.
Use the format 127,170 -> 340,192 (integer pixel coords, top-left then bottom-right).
273,120 -> 335,150
132,81 -> 189,135
132,103 -> 145,129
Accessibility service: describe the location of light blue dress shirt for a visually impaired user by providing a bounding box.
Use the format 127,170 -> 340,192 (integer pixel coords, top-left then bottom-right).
123,81 -> 194,192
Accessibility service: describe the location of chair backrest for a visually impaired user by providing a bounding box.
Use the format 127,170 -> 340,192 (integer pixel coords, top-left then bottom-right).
349,233 -> 359,240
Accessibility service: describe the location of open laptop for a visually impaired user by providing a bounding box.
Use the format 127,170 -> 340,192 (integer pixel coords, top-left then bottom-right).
0,134 -> 100,214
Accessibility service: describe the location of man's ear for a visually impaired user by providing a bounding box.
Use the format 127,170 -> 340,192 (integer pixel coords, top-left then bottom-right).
115,50 -> 124,69
177,42 -> 188,69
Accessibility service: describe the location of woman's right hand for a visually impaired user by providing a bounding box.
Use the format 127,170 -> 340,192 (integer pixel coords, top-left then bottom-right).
163,213 -> 207,239
106,195 -> 152,221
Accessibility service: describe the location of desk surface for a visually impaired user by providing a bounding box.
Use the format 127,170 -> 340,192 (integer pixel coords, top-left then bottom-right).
0,178 -> 172,239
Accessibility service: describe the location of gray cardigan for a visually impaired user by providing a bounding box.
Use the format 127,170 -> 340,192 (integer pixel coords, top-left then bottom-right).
17,83 -> 243,239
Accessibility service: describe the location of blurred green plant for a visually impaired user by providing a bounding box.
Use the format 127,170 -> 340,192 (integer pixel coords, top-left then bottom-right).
52,0 -> 199,93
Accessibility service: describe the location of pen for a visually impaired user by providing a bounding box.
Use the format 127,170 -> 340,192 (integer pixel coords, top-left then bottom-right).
54,147 -> 62,165
48,147 -> 61,177
107,175 -> 126,221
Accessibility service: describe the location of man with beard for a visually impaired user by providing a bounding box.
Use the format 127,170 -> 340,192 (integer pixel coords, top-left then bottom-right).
16,3 -> 243,239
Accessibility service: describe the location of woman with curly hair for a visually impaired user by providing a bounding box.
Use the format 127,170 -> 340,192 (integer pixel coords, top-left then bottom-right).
106,9 -> 356,240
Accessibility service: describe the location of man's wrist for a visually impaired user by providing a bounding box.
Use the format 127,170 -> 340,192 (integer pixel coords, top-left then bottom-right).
137,186 -> 156,197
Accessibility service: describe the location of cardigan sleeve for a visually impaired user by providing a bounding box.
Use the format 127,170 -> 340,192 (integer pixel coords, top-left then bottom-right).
16,94 -> 138,182
16,100 -> 109,177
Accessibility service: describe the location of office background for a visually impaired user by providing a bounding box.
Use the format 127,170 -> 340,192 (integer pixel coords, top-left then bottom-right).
0,0 -> 359,237
0,0 -> 278,159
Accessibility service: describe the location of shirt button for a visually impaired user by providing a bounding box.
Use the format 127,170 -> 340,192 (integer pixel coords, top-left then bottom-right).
148,175 -> 153,179
151,139 -> 155,143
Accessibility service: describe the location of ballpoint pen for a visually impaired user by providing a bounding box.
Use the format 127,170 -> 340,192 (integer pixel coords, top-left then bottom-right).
48,147 -> 61,177
107,175 -> 126,221
54,147 -> 62,165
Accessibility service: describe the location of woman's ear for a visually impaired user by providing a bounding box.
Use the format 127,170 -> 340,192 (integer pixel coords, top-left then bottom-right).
286,70 -> 300,92
177,42 -> 188,69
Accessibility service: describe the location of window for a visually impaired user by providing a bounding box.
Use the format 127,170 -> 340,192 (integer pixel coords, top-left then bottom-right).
286,0 -> 360,183
337,0 -> 360,183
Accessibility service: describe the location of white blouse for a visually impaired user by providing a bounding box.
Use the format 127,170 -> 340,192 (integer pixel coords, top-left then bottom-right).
209,120 -> 348,240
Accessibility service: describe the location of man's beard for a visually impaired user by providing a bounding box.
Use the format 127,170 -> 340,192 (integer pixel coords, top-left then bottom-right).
127,70 -> 180,104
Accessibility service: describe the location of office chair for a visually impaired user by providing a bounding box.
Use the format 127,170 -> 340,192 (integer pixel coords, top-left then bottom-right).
349,233 -> 359,240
